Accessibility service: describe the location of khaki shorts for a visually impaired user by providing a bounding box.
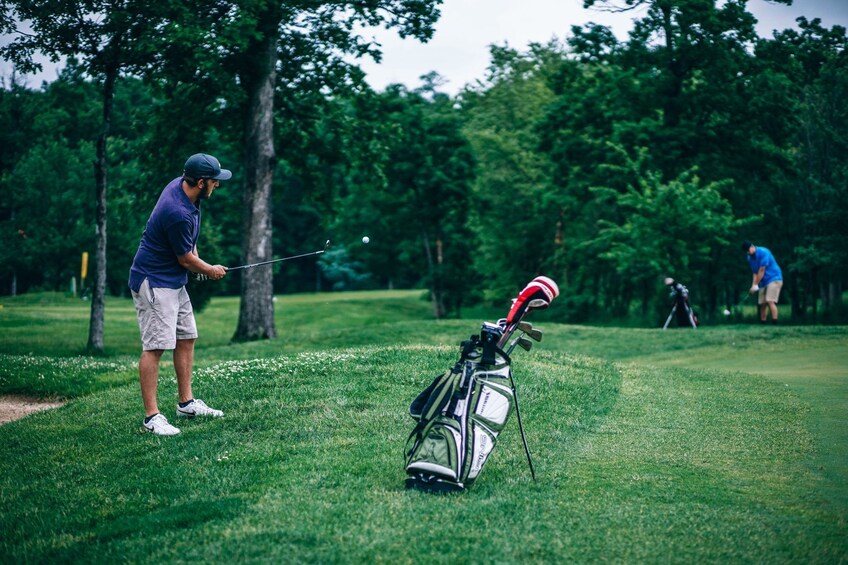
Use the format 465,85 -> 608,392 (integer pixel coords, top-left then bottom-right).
132,278 -> 198,351
758,280 -> 783,305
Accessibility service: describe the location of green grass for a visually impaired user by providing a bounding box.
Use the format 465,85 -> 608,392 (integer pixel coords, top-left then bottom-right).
0,291 -> 846,562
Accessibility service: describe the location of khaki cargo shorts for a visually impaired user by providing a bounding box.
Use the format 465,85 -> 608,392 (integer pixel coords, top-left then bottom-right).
132,278 -> 198,351
758,280 -> 783,305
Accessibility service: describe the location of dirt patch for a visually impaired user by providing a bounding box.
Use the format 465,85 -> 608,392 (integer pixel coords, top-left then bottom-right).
0,395 -> 65,425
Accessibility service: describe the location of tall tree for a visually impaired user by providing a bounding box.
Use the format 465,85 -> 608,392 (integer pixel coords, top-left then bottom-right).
335,79 -> 479,317
534,0 -> 805,320
461,42 -> 563,301
755,18 -> 848,320
146,0 -> 442,340
1,1 -> 171,352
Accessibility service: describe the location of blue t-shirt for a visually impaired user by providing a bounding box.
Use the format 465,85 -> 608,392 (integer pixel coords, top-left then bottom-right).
747,246 -> 782,287
128,177 -> 200,292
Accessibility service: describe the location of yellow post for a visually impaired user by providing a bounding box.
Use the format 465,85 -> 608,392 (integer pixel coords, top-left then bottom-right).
81,252 -> 89,289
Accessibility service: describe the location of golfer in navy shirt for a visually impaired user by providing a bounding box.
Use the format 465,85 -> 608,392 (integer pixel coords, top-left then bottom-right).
129,154 -> 230,435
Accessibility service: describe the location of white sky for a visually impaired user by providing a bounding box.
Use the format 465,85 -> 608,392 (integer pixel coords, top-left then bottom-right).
356,0 -> 848,95
2,0 -> 847,93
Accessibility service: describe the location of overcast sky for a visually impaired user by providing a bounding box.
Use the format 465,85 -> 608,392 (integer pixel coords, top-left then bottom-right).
357,0 -> 848,95
2,0 -> 847,93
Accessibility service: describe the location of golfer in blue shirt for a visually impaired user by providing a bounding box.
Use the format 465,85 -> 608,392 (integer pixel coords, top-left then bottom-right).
129,154 -> 231,435
742,240 -> 783,325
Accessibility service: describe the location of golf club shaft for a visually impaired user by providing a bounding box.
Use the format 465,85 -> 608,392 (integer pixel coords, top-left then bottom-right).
732,291 -> 752,309
227,240 -> 330,271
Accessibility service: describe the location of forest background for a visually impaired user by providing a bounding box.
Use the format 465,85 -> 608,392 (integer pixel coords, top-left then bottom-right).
1,0 -> 846,350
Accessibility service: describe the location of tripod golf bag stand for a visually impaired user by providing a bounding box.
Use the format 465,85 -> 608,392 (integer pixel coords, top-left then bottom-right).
662,281 -> 698,329
404,276 -> 559,493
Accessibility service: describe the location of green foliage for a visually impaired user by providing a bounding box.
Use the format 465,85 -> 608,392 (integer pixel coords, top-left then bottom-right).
587,150 -> 746,318
2,140 -> 96,292
332,83 -> 480,316
2,0 -> 847,329
461,42 -> 563,301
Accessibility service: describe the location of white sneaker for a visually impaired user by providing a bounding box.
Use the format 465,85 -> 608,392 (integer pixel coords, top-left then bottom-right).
176,399 -> 223,418
144,413 -> 181,436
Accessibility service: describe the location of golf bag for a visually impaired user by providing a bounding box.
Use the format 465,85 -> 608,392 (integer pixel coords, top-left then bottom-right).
662,281 -> 698,329
404,276 -> 559,493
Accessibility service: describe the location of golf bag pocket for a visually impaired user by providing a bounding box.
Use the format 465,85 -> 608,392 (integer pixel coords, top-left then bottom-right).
467,423 -> 497,481
406,418 -> 461,481
470,368 -> 513,430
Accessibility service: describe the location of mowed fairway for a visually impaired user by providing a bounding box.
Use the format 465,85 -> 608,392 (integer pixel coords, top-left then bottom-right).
0,292 -> 845,562
629,331 -> 848,528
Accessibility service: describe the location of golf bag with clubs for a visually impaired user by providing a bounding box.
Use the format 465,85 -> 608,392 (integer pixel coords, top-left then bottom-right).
404,276 -> 559,493
662,278 -> 698,329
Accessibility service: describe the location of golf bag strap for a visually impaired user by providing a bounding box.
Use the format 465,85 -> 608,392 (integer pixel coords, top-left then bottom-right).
404,370 -> 462,450
496,346 -> 511,365
419,370 -> 460,422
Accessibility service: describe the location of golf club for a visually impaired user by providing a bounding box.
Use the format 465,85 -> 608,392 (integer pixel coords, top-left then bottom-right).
729,291 -> 754,311
506,333 -> 532,355
194,240 -> 330,280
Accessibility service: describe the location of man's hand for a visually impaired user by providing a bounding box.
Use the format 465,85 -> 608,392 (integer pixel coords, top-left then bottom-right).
749,285 -> 759,294
207,265 -> 227,281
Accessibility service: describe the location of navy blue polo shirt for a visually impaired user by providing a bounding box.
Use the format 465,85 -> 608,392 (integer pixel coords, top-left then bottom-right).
129,177 -> 200,292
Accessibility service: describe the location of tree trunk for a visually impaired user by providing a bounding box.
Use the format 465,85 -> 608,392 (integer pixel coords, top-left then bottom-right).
422,231 -> 445,319
87,69 -> 116,354
660,3 -> 684,130
234,29 -> 278,342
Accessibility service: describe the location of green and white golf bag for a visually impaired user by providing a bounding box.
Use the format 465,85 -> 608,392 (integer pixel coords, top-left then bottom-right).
404,276 -> 560,493
404,327 -> 517,493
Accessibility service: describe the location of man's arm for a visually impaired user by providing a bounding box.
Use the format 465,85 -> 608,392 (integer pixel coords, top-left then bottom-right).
751,266 -> 765,293
178,251 -> 227,280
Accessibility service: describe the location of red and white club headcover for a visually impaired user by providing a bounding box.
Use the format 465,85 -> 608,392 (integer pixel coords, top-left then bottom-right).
506,277 -> 559,324
532,276 -> 559,299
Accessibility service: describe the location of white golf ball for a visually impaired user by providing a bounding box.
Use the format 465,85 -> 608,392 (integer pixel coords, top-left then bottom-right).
723,309 -> 731,316
362,236 -> 370,244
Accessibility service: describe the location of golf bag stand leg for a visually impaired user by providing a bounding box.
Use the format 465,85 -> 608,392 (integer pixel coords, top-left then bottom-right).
508,370 -> 536,481
663,305 -> 677,330
687,305 -> 698,329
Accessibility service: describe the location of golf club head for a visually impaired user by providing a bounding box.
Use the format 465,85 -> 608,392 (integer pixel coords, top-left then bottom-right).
517,336 -> 533,352
517,322 -> 543,342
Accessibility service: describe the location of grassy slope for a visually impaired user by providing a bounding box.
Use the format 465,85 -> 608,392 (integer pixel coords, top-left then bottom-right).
0,292 -> 846,562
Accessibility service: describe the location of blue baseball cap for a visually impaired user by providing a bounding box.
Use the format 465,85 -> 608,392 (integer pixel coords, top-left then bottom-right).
183,153 -> 232,181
